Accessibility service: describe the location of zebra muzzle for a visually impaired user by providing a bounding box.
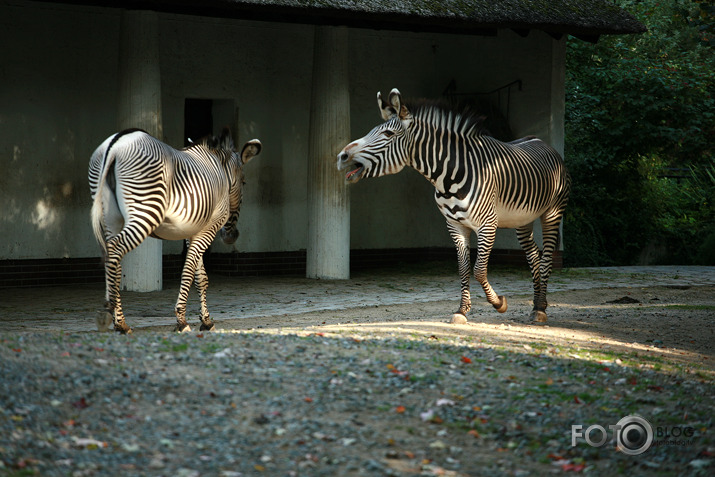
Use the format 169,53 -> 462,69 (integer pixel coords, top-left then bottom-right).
220,226 -> 239,245
345,165 -> 364,182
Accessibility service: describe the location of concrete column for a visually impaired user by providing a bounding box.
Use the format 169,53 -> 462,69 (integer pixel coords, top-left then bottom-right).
306,26 -> 351,279
117,10 -> 163,292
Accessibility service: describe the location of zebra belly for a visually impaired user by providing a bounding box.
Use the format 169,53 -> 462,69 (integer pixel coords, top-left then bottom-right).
495,204 -> 541,229
152,214 -> 220,241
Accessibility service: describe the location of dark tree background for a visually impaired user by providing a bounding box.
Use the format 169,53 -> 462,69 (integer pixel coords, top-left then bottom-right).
564,0 -> 714,266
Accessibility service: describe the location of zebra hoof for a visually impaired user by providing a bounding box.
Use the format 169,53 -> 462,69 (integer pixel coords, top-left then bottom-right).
493,296 -> 508,313
199,323 -> 216,332
450,313 -> 468,324
175,323 -> 192,333
531,310 -> 548,323
114,325 -> 132,335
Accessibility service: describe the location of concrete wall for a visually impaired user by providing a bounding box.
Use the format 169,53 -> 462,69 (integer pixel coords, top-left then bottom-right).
0,0 -> 564,262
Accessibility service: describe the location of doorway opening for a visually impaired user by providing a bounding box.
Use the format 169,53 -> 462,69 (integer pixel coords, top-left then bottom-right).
184,98 -> 236,146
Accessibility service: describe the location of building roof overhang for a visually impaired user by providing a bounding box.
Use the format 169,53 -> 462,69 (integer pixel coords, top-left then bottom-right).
48,0 -> 646,42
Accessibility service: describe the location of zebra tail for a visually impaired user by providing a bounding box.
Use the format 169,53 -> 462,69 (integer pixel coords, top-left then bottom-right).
90,131 -> 129,259
90,150 -> 110,260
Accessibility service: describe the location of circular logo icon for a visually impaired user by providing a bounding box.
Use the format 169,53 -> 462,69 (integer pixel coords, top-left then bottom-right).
615,415 -> 653,456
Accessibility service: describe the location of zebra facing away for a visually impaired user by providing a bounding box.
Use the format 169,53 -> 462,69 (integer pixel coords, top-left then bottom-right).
337,89 -> 571,324
89,128 -> 261,333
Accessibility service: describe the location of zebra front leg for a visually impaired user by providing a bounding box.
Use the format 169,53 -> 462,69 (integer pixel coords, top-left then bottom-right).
194,257 -> 215,331
474,223 -> 507,314
174,235 -> 214,332
447,222 -> 472,324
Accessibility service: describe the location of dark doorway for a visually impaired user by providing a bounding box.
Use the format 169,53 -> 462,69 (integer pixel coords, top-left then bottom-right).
184,98 -> 213,147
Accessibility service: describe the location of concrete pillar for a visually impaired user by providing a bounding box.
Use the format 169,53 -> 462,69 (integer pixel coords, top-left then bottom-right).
117,10 -> 163,292
306,26 -> 351,279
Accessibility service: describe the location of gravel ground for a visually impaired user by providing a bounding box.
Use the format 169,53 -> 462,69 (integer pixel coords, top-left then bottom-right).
0,267 -> 713,476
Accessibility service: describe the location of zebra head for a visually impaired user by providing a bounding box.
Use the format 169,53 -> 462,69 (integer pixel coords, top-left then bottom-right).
219,136 -> 262,245
337,88 -> 413,183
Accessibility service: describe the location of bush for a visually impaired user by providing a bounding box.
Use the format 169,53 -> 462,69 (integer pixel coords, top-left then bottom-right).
564,0 -> 714,266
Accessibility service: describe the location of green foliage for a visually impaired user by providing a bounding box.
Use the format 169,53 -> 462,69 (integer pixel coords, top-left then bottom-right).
564,0 -> 714,266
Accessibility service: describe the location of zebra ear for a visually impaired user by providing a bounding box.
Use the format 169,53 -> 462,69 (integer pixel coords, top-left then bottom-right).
240,139 -> 262,165
388,88 -> 412,123
219,127 -> 234,151
377,91 -> 397,121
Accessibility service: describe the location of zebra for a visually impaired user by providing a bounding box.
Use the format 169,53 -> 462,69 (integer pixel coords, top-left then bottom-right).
89,127 -> 261,333
337,89 -> 571,324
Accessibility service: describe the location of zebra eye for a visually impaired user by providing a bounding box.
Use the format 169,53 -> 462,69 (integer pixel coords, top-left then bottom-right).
382,129 -> 395,138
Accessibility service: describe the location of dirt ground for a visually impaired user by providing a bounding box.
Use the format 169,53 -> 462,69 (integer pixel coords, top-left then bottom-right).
2,264 -> 710,374
210,284 -> 714,374
1,267 -> 713,475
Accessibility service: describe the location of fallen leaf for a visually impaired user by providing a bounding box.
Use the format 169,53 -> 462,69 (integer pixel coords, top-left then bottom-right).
461,356 -> 472,364
72,397 -> 89,409
395,405 -> 406,414
562,463 -> 586,472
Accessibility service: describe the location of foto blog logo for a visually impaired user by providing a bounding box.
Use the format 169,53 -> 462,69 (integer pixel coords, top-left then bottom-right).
572,415 -> 654,456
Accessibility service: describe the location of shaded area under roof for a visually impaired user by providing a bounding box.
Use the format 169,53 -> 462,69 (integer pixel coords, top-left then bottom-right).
47,0 -> 646,41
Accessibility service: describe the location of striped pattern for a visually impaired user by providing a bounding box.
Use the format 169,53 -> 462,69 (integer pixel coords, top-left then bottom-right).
89,128 -> 260,333
338,89 -> 570,322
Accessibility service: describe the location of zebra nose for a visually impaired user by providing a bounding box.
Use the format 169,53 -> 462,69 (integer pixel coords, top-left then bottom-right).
338,151 -> 349,162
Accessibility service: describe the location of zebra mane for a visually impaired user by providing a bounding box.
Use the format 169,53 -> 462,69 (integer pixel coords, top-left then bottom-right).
407,99 -> 489,137
185,127 -> 235,154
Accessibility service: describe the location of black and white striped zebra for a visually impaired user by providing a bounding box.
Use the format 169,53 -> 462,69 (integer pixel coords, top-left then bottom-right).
89,128 -> 261,333
338,89 -> 571,324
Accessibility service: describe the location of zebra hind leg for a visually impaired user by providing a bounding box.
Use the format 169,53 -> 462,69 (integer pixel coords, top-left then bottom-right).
103,239 -> 133,334
515,224 -> 547,323
530,214 -> 565,323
